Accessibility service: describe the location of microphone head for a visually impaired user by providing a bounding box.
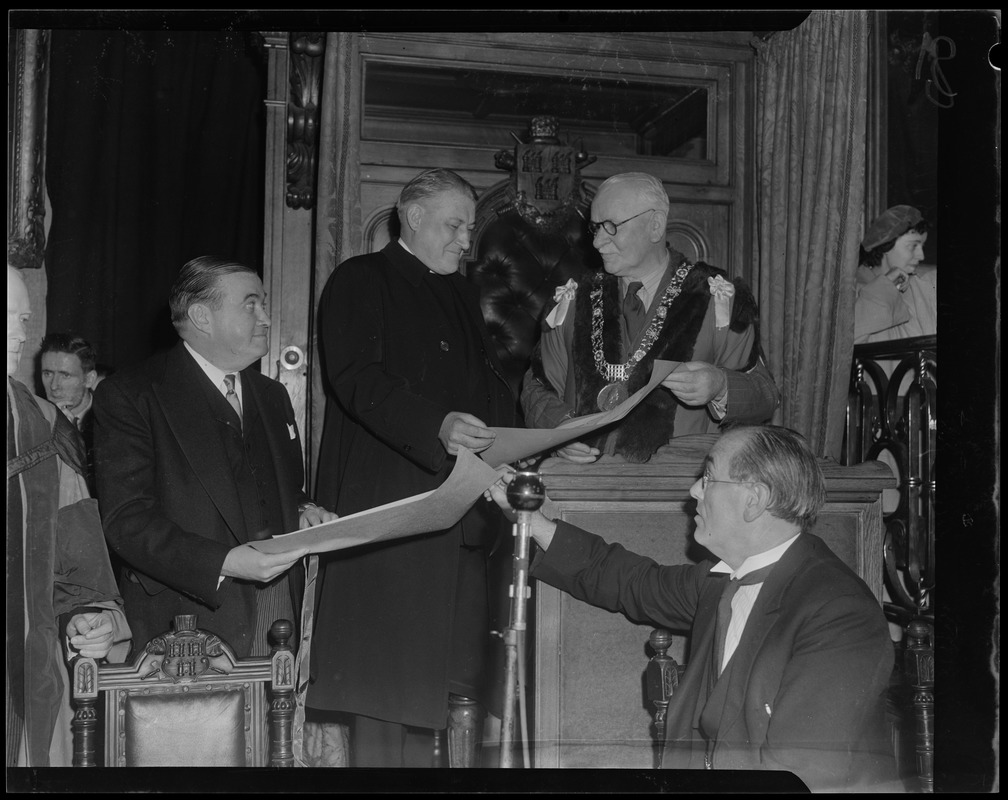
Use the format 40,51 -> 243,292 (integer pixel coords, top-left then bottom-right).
506,470 -> 545,512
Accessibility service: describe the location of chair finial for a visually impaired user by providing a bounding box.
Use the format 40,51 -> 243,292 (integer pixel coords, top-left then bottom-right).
173,614 -> 198,633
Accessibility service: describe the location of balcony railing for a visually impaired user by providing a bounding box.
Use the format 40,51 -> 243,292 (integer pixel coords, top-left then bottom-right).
843,334 -> 935,792
843,334 -> 935,625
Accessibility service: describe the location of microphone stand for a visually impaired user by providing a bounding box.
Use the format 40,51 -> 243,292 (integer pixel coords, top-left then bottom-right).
498,470 -> 544,769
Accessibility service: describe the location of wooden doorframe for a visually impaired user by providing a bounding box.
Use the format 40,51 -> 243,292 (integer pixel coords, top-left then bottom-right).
260,31 -> 323,489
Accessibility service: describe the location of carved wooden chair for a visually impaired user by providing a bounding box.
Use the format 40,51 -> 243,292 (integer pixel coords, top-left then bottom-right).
70,614 -> 295,767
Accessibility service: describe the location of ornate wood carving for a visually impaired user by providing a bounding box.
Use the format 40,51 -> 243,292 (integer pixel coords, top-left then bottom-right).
7,28 -> 50,269
286,32 -> 325,209
493,115 -> 596,231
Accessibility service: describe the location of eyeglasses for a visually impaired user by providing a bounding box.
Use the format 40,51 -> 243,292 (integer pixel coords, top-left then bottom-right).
701,470 -> 756,491
587,208 -> 655,238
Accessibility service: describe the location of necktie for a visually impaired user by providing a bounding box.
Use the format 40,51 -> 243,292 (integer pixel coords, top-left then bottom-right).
223,373 -> 243,428
622,280 -> 646,342
711,562 -> 777,680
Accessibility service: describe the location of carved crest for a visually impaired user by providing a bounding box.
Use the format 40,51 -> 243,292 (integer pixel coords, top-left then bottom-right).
494,115 -> 596,231
144,614 -> 233,683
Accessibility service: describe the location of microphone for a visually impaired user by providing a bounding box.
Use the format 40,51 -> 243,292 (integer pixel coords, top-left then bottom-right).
498,470 -> 544,769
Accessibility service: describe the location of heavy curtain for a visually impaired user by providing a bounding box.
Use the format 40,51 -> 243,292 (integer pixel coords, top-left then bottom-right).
44,30 -> 265,372
752,10 -> 868,459
300,31 -> 363,768
309,31 -> 363,485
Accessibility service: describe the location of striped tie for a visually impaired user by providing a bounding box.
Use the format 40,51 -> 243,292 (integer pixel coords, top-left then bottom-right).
223,373 -> 243,428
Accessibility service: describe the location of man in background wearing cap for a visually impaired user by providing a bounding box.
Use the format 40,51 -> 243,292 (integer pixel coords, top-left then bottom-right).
854,205 -> 936,344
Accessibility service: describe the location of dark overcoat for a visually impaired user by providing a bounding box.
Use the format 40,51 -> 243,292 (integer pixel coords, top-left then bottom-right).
94,342 -> 308,655
309,241 -> 517,729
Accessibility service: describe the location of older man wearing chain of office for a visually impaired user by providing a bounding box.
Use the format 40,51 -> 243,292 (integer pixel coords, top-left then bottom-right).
521,172 -> 779,463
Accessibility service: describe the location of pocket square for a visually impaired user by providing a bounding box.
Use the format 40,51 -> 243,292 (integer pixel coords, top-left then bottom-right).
287,423 -> 296,440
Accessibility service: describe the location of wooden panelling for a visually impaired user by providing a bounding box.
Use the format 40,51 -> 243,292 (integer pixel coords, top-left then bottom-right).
353,31 -> 754,278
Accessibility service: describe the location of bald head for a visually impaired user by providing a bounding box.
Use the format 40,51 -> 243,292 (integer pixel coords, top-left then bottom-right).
7,266 -> 31,377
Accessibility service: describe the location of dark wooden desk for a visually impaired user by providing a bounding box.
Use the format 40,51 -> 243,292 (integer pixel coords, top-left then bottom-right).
529,435 -> 894,768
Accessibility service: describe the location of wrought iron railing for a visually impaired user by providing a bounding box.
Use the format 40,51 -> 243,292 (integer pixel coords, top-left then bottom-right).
843,334 -> 935,625
843,334 -> 935,792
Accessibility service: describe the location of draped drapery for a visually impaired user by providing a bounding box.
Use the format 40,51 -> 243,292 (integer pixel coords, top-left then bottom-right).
45,30 -> 265,372
309,31 -> 363,487
752,10 -> 868,459
300,31 -> 363,768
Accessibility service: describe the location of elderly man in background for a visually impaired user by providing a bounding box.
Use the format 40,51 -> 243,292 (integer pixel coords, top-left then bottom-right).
7,265 -> 131,767
486,425 -> 895,792
521,172 -> 779,463
39,332 -> 99,493
308,168 -> 517,767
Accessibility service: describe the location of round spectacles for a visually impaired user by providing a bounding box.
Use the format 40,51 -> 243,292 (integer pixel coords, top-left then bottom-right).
587,208 -> 655,238
701,470 -> 756,491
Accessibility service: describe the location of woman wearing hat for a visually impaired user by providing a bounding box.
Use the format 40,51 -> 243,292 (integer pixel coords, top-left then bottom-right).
854,204 -> 937,344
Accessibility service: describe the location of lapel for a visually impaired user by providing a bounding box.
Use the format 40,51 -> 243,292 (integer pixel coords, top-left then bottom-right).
242,369 -> 299,534
706,535 -> 814,735
154,343 -> 246,542
664,569 -> 725,736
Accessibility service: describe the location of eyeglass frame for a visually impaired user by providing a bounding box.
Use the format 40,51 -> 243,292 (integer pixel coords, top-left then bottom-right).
700,468 -> 759,491
586,208 -> 656,238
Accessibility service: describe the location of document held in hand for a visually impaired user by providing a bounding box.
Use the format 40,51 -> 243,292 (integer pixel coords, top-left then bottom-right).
480,359 -> 682,467
251,446 -> 500,556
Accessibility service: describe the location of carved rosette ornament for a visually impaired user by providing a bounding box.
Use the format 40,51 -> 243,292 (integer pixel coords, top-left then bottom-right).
493,115 -> 597,232
8,29 -> 50,269
286,32 -> 326,209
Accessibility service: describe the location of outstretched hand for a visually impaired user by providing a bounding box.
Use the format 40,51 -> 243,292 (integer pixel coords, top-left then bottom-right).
221,543 -> 310,584
554,440 -> 601,464
661,361 -> 727,406
483,465 -> 517,521
439,411 -> 497,455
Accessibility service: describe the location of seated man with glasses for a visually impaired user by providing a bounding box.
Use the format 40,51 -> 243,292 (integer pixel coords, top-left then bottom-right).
484,425 -> 895,791
521,171 -> 779,463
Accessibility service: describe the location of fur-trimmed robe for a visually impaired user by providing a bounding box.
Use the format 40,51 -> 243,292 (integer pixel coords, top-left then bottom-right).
6,377 -> 130,766
524,252 -> 776,462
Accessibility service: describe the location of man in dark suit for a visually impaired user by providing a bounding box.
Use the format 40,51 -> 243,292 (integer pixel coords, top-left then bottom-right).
486,424 -> 894,791
94,256 -> 332,657
307,168 -> 518,766
38,332 -> 99,493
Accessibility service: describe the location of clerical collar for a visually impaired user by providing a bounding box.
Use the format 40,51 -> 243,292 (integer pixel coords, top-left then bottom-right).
710,532 -> 801,580
397,237 -> 437,276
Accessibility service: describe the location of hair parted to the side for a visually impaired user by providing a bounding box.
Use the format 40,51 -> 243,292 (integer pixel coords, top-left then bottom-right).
39,332 -> 98,373
725,424 -> 827,534
168,256 -> 257,333
396,168 -> 478,223
595,172 -> 670,218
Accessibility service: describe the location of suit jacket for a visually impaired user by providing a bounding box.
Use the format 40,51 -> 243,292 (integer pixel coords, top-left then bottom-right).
533,522 -> 895,792
93,342 -> 309,656
308,241 -> 517,728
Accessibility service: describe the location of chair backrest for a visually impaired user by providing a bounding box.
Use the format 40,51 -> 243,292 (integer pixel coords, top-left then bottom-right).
71,614 -> 295,767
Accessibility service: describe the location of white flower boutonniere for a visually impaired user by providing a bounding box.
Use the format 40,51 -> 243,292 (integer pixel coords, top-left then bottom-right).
708,275 -> 735,330
545,279 -> 578,329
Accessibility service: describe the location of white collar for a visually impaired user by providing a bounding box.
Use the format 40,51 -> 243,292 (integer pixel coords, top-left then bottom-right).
67,388 -> 93,420
710,532 -> 801,580
183,341 -> 239,398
